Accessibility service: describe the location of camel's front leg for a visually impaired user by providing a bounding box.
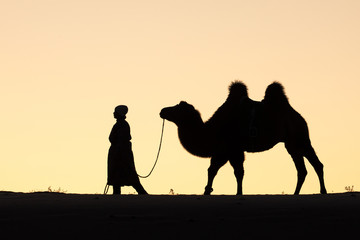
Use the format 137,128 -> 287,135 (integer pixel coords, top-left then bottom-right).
229,152 -> 245,195
204,156 -> 228,195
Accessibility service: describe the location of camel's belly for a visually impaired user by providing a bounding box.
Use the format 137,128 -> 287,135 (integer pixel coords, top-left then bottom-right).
244,136 -> 281,153
245,142 -> 278,153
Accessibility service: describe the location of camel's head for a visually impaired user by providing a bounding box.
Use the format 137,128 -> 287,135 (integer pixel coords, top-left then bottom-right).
160,101 -> 202,127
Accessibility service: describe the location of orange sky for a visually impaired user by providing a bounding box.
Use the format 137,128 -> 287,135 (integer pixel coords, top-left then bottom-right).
1,0 -> 359,194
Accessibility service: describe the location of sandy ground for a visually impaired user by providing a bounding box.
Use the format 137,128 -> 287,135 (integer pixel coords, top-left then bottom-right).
1,192 -> 359,239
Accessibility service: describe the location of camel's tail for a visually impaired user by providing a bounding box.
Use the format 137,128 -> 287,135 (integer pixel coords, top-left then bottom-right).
227,81 -> 248,101
263,82 -> 289,106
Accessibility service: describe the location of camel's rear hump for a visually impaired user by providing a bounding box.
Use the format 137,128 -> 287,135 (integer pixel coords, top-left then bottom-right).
263,82 -> 290,107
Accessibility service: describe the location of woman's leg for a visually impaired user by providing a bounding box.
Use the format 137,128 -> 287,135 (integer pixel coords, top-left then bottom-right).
133,181 -> 148,195
113,185 -> 121,195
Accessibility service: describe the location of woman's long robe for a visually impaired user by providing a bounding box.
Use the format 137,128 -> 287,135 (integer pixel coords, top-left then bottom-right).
107,119 -> 140,186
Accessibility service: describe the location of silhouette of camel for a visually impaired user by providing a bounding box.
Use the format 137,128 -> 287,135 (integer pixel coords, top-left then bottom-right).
160,81 -> 327,195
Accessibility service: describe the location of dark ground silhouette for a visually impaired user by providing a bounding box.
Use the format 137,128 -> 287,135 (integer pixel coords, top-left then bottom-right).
160,82 -> 326,195
1,192 -> 359,239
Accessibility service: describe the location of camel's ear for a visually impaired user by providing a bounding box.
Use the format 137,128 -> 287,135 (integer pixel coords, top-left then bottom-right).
179,101 -> 195,111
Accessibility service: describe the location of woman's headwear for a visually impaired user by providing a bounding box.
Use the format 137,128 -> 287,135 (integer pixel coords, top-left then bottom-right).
114,105 -> 128,116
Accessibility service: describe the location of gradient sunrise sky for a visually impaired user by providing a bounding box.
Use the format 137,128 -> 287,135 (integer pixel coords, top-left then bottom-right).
1,0 -> 359,194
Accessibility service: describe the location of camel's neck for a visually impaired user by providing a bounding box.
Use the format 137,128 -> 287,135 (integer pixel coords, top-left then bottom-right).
176,113 -> 213,158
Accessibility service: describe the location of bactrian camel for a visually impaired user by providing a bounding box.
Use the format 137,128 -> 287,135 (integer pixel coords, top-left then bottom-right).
160,81 -> 327,195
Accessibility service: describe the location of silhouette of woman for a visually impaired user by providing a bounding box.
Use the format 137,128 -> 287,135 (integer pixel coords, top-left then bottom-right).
107,105 -> 148,195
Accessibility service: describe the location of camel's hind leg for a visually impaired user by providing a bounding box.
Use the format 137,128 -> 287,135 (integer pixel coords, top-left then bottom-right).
291,154 -> 308,195
304,145 -> 327,194
286,143 -> 308,194
204,156 -> 228,195
286,141 -> 327,195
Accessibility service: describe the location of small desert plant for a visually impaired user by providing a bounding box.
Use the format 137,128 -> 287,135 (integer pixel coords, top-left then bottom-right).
47,186 -> 67,193
345,185 -> 354,192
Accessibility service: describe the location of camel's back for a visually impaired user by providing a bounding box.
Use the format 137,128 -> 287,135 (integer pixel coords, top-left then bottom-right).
204,81 -> 310,153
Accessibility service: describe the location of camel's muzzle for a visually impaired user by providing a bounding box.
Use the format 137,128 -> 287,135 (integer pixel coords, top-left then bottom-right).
159,108 -> 167,119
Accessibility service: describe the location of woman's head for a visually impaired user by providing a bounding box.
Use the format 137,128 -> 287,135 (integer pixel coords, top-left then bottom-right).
114,105 -> 128,119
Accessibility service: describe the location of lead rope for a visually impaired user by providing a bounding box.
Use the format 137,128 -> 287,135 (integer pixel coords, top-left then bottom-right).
104,119 -> 165,194
104,184 -> 110,195
137,119 -> 165,178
